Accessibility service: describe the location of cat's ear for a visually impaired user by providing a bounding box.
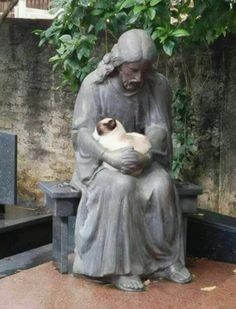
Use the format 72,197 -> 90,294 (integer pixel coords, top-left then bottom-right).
96,122 -> 103,135
108,118 -> 117,130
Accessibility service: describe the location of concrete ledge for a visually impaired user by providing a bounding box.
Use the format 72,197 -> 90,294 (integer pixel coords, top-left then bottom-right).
187,208 -> 236,263
0,206 -> 52,259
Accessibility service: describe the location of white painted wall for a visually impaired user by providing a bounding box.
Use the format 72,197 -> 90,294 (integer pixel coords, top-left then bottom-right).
14,0 -> 53,19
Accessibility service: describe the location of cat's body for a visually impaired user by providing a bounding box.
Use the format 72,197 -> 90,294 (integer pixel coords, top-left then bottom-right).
93,118 -> 151,175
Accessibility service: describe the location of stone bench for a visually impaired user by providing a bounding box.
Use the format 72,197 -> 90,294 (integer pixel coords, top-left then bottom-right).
38,180 -> 202,274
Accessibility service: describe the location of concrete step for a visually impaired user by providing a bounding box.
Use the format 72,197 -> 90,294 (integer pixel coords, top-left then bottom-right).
188,209 -> 236,263
0,244 -> 52,278
0,205 -> 52,259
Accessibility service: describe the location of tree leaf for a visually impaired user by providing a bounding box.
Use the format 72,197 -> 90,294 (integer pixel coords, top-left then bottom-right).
52,62 -> 59,71
151,30 -> 159,40
163,40 -> 175,56
56,44 -> 65,55
200,286 -> 217,292
95,19 -> 105,32
151,27 -> 167,41
172,29 -> 190,37
32,29 -> 43,36
133,5 -> 145,15
88,24 -> 94,33
128,14 -> 139,24
59,34 -> 72,42
49,55 -> 60,63
90,9 -> 103,16
147,8 -> 156,20
150,0 -> 162,6
119,0 -> 136,11
39,37 -> 46,47
79,0 -> 90,7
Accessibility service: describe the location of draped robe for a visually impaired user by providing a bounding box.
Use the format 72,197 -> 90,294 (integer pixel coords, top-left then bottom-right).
71,70 -> 184,277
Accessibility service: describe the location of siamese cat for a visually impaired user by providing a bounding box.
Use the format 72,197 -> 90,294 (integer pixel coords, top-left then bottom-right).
93,118 -> 151,175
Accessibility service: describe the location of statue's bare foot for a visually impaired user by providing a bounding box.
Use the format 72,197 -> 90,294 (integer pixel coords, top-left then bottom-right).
153,262 -> 192,284
112,275 -> 145,292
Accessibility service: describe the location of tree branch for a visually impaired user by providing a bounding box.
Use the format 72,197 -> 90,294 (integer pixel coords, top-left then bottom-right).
0,0 -> 19,27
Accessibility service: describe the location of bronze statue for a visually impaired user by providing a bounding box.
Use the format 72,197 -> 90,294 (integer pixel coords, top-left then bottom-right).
71,29 -> 191,292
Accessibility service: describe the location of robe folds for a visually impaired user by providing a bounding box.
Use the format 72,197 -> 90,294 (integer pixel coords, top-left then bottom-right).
71,70 -> 184,277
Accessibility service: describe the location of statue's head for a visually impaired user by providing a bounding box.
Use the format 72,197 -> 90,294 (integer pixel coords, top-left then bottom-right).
96,29 -> 157,91
110,29 -> 157,67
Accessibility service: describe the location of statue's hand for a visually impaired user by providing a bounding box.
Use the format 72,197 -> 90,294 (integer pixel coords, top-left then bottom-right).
121,148 -> 152,174
102,148 -> 129,170
102,147 -> 152,174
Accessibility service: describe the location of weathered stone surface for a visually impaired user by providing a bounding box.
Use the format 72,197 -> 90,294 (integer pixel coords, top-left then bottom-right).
159,37 -> 236,217
218,37 -> 236,216
0,132 -> 17,204
185,37 -> 236,217
0,19 -> 75,205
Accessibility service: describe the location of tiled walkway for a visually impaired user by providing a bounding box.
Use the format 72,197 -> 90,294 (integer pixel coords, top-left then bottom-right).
0,259 -> 235,309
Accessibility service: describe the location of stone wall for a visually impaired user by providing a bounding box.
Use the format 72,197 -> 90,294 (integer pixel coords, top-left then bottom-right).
0,19 -> 235,216
217,37 -> 236,216
160,36 -> 236,217
0,19 -> 75,204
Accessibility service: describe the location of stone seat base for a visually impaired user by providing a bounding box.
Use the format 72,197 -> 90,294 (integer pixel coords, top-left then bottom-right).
38,180 -> 202,273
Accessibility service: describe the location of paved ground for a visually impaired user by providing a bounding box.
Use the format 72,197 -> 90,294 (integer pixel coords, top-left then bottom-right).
0,258 -> 235,309
0,244 -> 52,277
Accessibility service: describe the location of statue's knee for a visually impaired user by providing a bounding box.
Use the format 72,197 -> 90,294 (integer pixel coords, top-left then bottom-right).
153,173 -> 172,195
114,174 -> 136,193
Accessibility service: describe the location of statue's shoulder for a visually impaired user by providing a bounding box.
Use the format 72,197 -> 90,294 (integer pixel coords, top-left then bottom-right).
153,72 -> 170,87
149,72 -> 171,96
81,70 -> 99,89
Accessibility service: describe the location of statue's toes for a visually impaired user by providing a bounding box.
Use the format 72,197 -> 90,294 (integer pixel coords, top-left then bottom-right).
169,270 -> 192,283
133,280 -> 143,290
123,282 -> 131,289
113,276 -> 145,292
167,264 -> 192,284
152,262 -> 192,284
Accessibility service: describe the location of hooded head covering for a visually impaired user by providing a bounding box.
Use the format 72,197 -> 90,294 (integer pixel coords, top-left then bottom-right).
96,29 -> 158,83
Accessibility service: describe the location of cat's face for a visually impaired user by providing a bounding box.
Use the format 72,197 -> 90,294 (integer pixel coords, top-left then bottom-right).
96,118 -> 117,136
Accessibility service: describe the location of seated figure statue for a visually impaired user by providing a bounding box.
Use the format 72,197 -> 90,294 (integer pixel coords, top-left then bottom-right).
71,29 -> 192,292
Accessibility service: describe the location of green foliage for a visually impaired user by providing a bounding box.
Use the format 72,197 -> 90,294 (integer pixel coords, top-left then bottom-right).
172,88 -> 197,178
35,0 -> 236,89
34,0 -> 236,178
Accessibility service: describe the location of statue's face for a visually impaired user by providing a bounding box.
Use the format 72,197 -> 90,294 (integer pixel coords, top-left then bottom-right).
119,60 -> 151,93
